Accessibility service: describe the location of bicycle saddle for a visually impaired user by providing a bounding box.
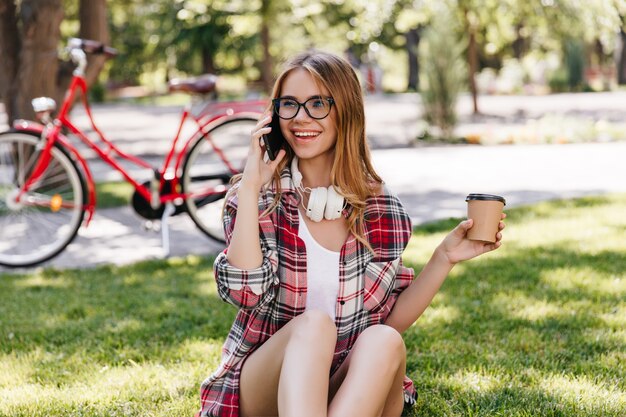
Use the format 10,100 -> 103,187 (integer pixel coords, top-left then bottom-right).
168,74 -> 217,95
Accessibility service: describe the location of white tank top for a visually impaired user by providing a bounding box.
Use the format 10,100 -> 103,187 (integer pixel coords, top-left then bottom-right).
298,211 -> 340,321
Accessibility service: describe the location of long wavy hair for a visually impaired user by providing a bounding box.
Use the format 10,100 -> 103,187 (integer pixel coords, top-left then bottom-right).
236,50 -> 383,250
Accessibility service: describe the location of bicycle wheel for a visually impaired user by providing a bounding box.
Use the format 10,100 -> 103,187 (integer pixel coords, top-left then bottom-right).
0,132 -> 86,267
182,117 -> 257,243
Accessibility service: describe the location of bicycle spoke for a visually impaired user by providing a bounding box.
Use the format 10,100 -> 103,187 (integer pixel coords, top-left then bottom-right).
0,132 -> 85,267
182,117 -> 257,243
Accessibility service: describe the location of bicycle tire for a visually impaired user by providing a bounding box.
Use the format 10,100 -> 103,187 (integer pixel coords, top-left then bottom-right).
0,131 -> 86,267
182,116 -> 258,243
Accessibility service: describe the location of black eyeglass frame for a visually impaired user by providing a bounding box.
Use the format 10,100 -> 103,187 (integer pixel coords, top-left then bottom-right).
271,96 -> 335,120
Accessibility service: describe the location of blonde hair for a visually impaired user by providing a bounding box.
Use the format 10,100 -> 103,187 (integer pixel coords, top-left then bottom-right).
236,50 -> 382,250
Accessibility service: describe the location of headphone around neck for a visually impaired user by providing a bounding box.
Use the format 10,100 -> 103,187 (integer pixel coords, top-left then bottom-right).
291,157 -> 345,222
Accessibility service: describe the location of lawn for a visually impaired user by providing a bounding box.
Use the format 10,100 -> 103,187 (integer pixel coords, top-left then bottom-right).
1,194 -> 625,417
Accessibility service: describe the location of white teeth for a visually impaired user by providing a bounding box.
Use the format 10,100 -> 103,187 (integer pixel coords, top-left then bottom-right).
294,131 -> 319,137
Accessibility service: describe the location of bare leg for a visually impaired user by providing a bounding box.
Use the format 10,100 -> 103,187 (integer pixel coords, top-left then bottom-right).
239,310 -> 337,417
328,325 -> 406,417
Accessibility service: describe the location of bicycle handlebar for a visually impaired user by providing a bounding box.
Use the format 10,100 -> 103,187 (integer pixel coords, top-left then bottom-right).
68,38 -> 118,58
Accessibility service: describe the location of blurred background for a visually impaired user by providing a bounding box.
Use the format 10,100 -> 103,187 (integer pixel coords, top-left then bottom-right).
1,0 -> 625,144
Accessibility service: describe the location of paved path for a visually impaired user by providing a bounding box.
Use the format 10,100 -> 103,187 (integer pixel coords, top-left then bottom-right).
1,93 -> 626,272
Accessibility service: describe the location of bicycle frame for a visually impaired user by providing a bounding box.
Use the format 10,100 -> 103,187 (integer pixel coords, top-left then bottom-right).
14,71 -> 265,227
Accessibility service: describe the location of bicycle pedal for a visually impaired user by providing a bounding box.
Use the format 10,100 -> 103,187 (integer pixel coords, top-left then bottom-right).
142,220 -> 161,232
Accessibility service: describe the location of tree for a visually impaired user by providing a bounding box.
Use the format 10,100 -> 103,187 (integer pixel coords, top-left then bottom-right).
395,4 -> 434,91
618,9 -> 626,85
0,0 -> 109,124
79,0 -> 108,88
0,0 -> 20,116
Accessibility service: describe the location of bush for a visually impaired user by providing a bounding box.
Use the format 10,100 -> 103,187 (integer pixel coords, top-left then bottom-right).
419,11 -> 465,141
548,68 -> 569,93
565,38 -> 585,91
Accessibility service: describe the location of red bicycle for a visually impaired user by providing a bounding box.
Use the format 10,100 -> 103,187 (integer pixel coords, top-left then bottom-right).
0,38 -> 265,267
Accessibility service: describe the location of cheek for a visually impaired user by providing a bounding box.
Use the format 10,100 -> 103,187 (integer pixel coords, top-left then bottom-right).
323,118 -> 338,140
279,119 -> 289,135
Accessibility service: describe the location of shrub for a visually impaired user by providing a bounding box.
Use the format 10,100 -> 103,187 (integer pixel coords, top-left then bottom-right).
419,11 -> 465,141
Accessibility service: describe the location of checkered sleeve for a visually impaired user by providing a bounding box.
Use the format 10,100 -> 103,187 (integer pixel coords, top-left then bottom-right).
213,186 -> 280,310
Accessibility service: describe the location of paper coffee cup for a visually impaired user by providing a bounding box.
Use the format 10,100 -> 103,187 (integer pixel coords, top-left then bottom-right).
465,194 -> 506,243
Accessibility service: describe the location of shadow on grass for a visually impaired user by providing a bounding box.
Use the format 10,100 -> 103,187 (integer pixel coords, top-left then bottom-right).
0,256 -> 236,375
411,382 -> 624,417
402,242 -> 625,416
1,193 -> 624,416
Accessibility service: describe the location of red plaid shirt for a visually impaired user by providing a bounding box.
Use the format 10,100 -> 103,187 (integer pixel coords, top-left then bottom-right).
197,167 -> 416,417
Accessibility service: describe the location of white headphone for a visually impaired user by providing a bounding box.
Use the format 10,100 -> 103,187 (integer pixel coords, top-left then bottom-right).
291,157 -> 345,222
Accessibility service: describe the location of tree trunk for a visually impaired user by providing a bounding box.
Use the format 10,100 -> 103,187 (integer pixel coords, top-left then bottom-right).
79,0 -> 109,88
464,9 -> 479,114
512,23 -> 525,60
0,0 -> 20,122
202,45 -> 215,74
406,27 -> 420,91
260,0 -> 273,94
619,27 -> 626,85
15,0 -> 64,122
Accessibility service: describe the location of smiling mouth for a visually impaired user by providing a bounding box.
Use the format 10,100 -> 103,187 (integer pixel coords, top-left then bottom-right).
293,131 -> 321,139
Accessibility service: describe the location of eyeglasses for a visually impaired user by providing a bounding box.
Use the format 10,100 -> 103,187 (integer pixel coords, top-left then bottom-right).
272,96 -> 335,120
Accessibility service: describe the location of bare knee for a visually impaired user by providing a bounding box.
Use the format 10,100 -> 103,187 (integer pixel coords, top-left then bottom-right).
358,325 -> 406,366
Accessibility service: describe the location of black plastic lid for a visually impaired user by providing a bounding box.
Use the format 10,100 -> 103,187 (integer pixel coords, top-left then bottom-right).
465,193 -> 506,205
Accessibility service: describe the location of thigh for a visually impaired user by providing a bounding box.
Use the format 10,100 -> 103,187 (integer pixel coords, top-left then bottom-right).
328,325 -> 403,400
239,311 -> 336,417
239,320 -> 293,417
328,325 -> 406,417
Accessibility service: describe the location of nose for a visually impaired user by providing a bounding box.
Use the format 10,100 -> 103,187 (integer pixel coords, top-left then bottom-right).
292,104 -> 312,122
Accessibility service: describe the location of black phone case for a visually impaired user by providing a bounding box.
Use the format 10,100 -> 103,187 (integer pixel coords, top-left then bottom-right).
262,116 -> 284,161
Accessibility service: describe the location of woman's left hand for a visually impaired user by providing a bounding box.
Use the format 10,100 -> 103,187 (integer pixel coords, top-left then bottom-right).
437,213 -> 506,265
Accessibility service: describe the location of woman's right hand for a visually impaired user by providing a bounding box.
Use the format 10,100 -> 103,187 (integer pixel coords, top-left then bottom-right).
240,114 -> 286,192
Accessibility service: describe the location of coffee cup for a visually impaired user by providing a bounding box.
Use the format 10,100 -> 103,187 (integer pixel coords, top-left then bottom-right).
465,194 -> 506,243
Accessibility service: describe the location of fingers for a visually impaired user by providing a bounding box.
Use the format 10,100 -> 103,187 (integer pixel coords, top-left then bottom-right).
266,149 -> 287,170
250,115 -> 272,156
460,218 -> 473,230
453,219 -> 473,237
252,115 -> 272,140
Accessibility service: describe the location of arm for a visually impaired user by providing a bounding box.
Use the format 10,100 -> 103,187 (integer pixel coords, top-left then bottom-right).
213,115 -> 286,309
385,216 -> 506,333
384,248 -> 453,333
226,114 -> 285,269
225,181 -> 264,269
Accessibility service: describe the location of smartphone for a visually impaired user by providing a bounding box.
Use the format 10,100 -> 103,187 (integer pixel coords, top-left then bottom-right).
262,116 -> 285,161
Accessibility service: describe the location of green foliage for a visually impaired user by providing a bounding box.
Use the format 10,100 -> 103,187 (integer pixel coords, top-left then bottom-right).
88,81 -> 106,103
564,38 -> 585,91
419,10 -> 465,140
548,68 -> 569,93
54,0 -> 626,94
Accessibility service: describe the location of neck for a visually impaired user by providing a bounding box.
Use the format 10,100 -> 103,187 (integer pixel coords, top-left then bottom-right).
298,155 -> 334,188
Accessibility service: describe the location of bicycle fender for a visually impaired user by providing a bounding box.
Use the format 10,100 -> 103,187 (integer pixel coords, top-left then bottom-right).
12,119 -> 97,225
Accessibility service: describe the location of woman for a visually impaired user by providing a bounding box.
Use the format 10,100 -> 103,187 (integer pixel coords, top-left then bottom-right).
197,51 -> 505,417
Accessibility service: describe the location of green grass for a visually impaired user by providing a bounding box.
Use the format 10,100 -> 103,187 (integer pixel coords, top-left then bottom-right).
95,181 -> 134,208
1,194 -> 625,416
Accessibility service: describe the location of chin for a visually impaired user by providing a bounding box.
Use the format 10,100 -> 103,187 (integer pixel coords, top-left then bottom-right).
293,147 -> 335,162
